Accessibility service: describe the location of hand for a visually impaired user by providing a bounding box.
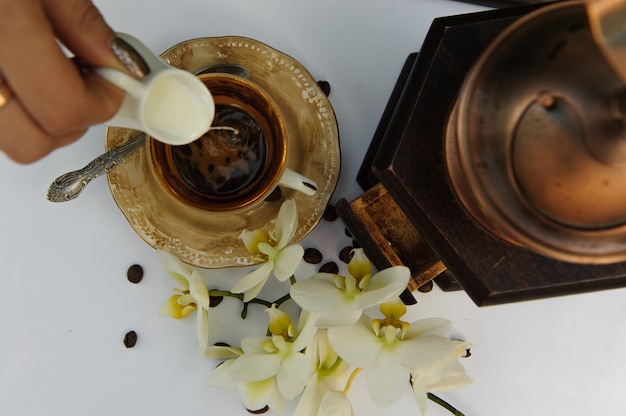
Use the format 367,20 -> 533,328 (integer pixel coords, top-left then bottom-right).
0,0 -> 132,163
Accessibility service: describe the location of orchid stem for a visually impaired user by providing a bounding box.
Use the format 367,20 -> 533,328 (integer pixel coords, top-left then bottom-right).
208,290 -> 295,319
427,393 -> 465,416
208,290 -> 274,319
273,293 -> 291,307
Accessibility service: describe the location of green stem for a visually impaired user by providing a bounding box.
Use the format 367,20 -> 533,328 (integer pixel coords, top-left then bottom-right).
209,290 -> 273,308
427,393 -> 464,416
273,293 -> 291,307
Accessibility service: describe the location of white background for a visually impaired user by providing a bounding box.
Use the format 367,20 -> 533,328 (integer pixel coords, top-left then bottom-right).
2,1 -> 626,415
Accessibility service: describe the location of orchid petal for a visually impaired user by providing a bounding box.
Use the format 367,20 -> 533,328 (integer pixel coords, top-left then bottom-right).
180,304 -> 196,317
291,310 -> 319,352
241,336 -> 272,354
240,229 -> 269,255
158,250 -> 192,288
196,307 -> 209,354
245,279 -> 269,303
177,293 -> 195,306
347,248 -> 371,280
238,378 -> 285,416
266,305 -> 292,337
318,391 -> 354,416
204,345 -> 243,360
365,349 -> 409,408
231,261 -> 273,300
273,244 -> 304,281
290,274 -> 343,312
426,363 -> 473,392
314,300 -> 364,328
189,270 -> 210,310
294,375 -> 324,416
327,320 -> 381,367
276,352 -> 309,399
275,199 -> 298,249
396,335 -> 456,369
258,241 -> 276,257
159,295 -> 187,319
206,359 -> 237,390
410,371 -> 429,415
230,353 -> 282,382
356,266 -> 410,309
404,318 -> 452,339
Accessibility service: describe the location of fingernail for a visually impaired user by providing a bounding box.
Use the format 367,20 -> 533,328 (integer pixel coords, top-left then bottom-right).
110,36 -> 150,78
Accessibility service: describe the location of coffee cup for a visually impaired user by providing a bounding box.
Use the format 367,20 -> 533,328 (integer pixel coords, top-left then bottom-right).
147,73 -> 318,213
95,33 -> 215,146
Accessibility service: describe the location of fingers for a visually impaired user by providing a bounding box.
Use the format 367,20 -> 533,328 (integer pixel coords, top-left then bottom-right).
42,0 -> 124,70
0,0 -> 123,132
0,0 -> 125,163
0,98 -> 85,164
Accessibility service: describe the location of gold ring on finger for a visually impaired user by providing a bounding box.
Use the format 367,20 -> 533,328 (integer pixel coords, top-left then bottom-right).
0,77 -> 14,110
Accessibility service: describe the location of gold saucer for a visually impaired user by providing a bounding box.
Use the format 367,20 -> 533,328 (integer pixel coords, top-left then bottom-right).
106,36 -> 340,268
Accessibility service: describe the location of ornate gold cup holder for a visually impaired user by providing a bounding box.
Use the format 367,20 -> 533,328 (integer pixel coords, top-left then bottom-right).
337,3 -> 626,306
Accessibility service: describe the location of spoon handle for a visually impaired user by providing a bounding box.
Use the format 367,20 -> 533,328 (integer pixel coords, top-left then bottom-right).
46,133 -> 146,202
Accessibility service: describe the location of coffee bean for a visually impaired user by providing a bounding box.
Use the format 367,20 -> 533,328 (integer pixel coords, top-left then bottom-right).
247,405 -> 269,414
303,247 -> 323,264
126,264 -> 143,284
339,246 -> 354,263
344,228 -> 353,238
319,261 -> 339,274
210,296 -> 224,308
322,204 -> 338,221
317,80 -> 331,97
124,330 -> 138,348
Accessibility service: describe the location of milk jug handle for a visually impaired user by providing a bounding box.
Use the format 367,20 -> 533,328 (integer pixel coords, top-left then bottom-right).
94,67 -> 145,97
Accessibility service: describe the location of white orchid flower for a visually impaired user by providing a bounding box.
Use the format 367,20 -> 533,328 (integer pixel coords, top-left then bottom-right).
294,329 -> 353,416
411,340 -> 473,415
207,358 -> 287,415
228,306 -> 315,399
231,199 -> 304,302
207,305 -> 316,414
158,250 -> 211,355
327,299 -> 457,409
290,248 -> 410,327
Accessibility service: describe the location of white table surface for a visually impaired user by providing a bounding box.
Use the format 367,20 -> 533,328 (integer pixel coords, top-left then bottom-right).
2,1 -> 626,415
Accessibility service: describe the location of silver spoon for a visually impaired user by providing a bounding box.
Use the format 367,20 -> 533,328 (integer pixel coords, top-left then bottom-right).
46,64 -> 249,202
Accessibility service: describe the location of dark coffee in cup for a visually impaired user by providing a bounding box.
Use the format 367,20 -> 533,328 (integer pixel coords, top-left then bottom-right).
148,73 -> 287,212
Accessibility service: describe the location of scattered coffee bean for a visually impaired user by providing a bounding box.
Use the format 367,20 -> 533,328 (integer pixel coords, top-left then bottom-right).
303,247 -> 323,264
210,296 -> 224,308
322,204 -> 338,221
126,264 -> 144,284
247,405 -> 270,414
214,342 -> 232,347
319,261 -> 339,274
339,246 -> 354,263
317,80 -> 331,97
123,330 -> 138,348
